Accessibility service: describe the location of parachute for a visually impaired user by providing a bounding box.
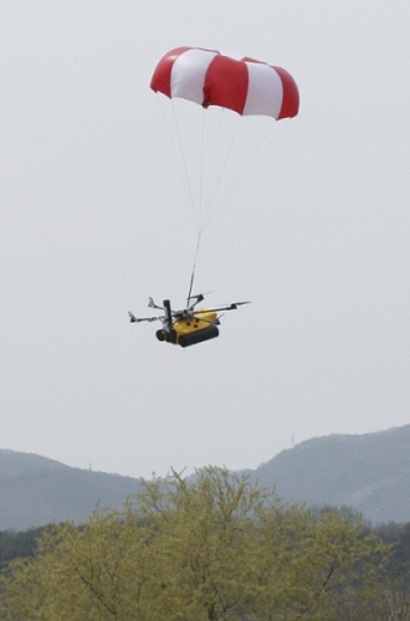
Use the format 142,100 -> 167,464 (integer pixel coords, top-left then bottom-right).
150,47 -> 300,294
150,46 -> 299,120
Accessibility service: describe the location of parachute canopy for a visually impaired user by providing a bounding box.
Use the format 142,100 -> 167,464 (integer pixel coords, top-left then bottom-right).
150,46 -> 299,120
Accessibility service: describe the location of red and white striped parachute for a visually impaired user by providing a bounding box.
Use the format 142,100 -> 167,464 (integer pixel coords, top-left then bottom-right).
150,47 -> 300,234
150,46 -> 299,120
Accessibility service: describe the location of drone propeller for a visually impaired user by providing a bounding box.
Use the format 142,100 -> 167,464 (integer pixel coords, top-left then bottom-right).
148,297 -> 164,311
194,301 -> 251,314
186,291 -> 214,307
129,297 -> 249,330
128,311 -> 162,324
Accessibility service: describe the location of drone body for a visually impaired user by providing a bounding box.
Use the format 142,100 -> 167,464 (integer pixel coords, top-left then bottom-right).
129,295 -> 248,348
156,302 -> 220,347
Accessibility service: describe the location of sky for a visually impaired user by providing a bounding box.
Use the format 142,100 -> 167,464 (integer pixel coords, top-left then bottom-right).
1,1 -> 410,479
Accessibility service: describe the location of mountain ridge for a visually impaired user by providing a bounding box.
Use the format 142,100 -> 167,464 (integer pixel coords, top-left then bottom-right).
1,425 -> 409,530
0,449 -> 142,531
250,425 -> 410,523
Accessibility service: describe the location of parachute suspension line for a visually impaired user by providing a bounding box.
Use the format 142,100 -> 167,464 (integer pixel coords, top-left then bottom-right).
186,232 -> 202,307
195,107 -> 223,237
197,108 -> 206,234
214,118 -> 272,211
240,117 -> 289,180
201,112 -> 241,231
155,96 -> 190,205
204,107 -> 228,228
205,118 -> 288,231
170,101 -> 200,231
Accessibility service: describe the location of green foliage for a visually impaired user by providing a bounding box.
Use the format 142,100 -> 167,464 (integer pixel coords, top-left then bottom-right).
0,527 -> 48,569
0,467 -> 391,620
374,522 -> 410,619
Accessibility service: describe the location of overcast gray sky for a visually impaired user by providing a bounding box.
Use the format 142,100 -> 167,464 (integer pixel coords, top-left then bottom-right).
1,1 -> 409,478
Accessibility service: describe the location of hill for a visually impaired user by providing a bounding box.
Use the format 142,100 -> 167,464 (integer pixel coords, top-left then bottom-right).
251,425 -> 410,524
1,425 -> 409,530
0,450 -> 141,531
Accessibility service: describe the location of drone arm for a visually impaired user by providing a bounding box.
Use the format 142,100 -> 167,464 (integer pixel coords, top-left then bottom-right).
128,311 -> 161,324
195,301 -> 250,314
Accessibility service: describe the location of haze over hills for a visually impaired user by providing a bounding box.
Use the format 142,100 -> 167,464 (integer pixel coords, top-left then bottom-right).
1,425 -> 409,530
250,425 -> 410,524
0,450 -> 142,531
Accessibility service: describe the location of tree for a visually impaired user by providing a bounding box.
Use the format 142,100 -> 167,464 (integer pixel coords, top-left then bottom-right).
0,467 -> 390,620
0,526 -> 47,570
375,522 -> 410,620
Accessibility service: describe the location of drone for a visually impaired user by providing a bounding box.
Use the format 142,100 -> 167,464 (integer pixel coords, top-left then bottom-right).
128,294 -> 250,348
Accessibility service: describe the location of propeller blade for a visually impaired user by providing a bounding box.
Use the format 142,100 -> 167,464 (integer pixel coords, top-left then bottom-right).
186,293 -> 205,312
195,301 -> 251,314
187,291 -> 213,302
128,311 -> 162,324
148,297 -> 164,310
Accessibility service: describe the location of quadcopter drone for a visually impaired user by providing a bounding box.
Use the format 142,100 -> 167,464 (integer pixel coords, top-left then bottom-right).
128,294 -> 249,348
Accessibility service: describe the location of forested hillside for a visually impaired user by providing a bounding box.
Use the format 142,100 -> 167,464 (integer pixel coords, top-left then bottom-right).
0,465 -> 409,618
251,425 -> 410,523
0,450 -> 141,530
1,425 -> 410,530
0,468 -> 406,620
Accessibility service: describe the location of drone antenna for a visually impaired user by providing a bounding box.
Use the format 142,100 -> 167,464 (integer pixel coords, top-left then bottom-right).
186,232 -> 202,308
